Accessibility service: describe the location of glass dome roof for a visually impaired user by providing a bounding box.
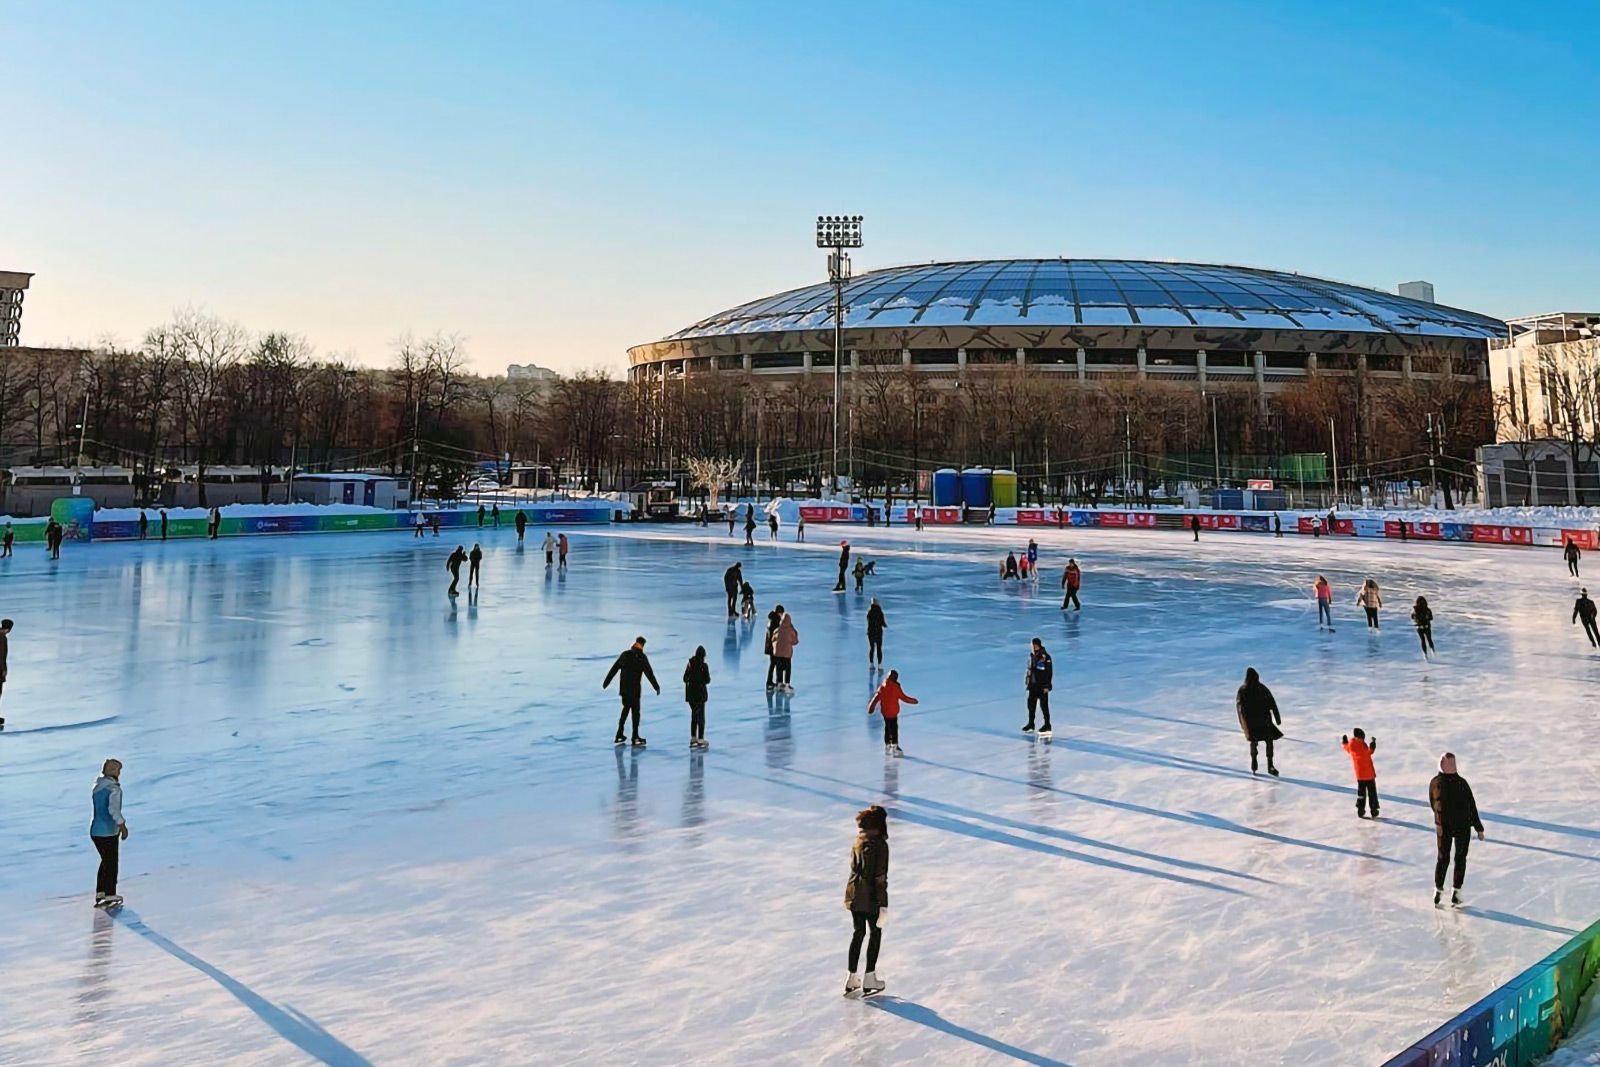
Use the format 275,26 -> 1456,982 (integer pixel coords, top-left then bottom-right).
664,259 -> 1504,340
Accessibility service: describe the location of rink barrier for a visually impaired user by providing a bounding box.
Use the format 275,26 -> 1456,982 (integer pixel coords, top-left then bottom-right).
1380,916 -> 1600,1067
62,501 -> 617,542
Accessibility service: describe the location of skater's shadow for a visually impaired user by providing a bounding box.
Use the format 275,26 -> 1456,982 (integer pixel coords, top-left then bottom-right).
867,998 -> 1074,1066
112,910 -> 373,1066
1459,907 -> 1578,936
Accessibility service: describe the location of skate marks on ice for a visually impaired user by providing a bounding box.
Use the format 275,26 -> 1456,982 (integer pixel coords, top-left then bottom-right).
111,909 -> 374,1067
0,715 -> 120,737
868,997 -> 1075,1067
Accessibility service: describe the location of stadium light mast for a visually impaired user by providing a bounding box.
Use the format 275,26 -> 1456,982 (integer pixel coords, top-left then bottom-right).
816,215 -> 862,498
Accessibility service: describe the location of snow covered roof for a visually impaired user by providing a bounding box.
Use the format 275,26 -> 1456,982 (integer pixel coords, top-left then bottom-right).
664,259 -> 1506,340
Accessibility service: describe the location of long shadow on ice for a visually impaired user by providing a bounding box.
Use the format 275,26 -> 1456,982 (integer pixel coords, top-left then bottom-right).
1458,907 -> 1578,936
868,997 -> 1074,1066
113,910 -> 373,1067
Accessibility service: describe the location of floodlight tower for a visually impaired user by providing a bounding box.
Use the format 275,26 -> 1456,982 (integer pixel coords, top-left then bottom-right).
816,214 -> 862,498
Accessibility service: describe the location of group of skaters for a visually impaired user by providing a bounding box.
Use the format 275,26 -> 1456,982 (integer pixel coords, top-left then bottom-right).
440,527 -> 568,595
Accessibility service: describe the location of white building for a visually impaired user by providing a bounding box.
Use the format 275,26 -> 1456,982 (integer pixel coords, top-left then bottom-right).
1479,313 -> 1600,506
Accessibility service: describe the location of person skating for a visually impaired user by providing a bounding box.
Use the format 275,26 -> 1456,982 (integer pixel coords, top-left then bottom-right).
1357,578 -> 1383,630
1002,552 -> 1019,580
764,603 -> 785,689
430,513 -> 441,537
477,503 -> 486,528
868,669 -> 917,758
1018,554 -> 1031,581
0,618 -> 11,729
1429,752 -> 1485,908
515,510 -> 527,542
853,557 -> 867,592
1190,515 -> 1201,542
90,759 -> 129,908
1412,596 -> 1436,658
913,510 -> 924,532
414,512 -> 426,538
768,513 -> 779,541
834,540 -> 850,593
843,805 -> 890,998
1273,512 -> 1282,537
558,532 -> 569,569
159,509 -> 169,541
2,521 -> 13,558
772,611 -> 799,692
796,513 -> 806,541
1061,558 -> 1082,611
1311,516 -> 1323,538
603,636 -> 661,747
866,599 -> 886,667
1565,537 -> 1582,578
1022,637 -> 1054,737
727,508 -> 736,537
744,506 -> 756,546
1235,667 -> 1282,776
740,579 -> 756,620
137,510 -> 149,540
468,543 -> 484,588
208,506 -> 221,540
1027,538 -> 1039,577
683,645 -> 711,749
1398,519 -> 1409,543
1575,588 -> 1600,648
446,545 -> 467,596
723,562 -> 743,617
1314,575 -> 1334,630
1341,728 -> 1380,818
543,532 -> 556,566
491,504 -> 501,528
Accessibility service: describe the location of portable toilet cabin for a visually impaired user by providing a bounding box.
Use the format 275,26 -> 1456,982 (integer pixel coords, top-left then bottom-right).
961,468 -> 993,511
991,469 -> 1019,508
932,468 -> 961,507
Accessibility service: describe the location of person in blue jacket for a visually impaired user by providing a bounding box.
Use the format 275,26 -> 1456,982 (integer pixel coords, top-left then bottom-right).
90,759 -> 129,907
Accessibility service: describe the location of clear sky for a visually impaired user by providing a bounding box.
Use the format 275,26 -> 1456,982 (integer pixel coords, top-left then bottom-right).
5,1 -> 1597,374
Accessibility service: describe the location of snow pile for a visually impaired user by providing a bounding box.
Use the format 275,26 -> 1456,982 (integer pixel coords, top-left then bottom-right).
1543,990 -> 1600,1066
92,502 -> 403,521
1330,504 -> 1600,529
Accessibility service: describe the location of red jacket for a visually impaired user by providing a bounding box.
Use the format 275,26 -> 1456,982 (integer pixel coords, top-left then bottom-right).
1315,579 -> 1332,603
1342,737 -> 1377,780
868,679 -> 918,720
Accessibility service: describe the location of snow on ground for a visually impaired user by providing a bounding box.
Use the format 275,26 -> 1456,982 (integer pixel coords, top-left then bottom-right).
1,523 -> 1597,1066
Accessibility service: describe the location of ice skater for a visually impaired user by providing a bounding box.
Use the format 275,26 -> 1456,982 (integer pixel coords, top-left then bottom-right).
727,508 -> 736,537
491,504 -> 501,528
1411,596 -> 1436,658
868,669 -> 917,758
1027,538 -> 1039,576
543,532 -> 556,566
723,562 -> 743,617
764,603 -> 785,689
1061,557 -> 1082,610
1429,752 -> 1485,908
1565,537 -> 1582,578
468,543 -> 483,588
515,509 -> 527,541
477,504 -> 486,527
1,521 -> 12,557
1341,728 -> 1380,818
1235,667 -> 1282,776
768,512 -> 779,541
1357,578 -> 1382,630
1002,552 -> 1019,580
47,520 -> 64,559
0,618 -> 11,728
207,507 -> 221,540
1190,515 -> 1201,541
683,645 -> 710,749
843,805 -> 889,998
744,507 -> 756,546
603,635 -> 661,747
1314,575 -> 1334,630
834,540 -> 850,593
796,513 -> 806,541
430,513 -> 441,537
866,598 -> 886,667
90,759 -> 129,908
446,545 -> 467,596
740,579 -> 756,620
160,509 -> 169,541
771,611 -> 799,692
414,512 -> 426,538
1575,588 -> 1600,648
852,557 -> 867,592
1273,513 -> 1282,537
1022,637 -> 1053,737
558,532 -> 569,569
137,510 -> 149,540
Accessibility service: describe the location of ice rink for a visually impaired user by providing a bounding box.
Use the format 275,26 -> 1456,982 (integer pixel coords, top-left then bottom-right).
2,520 -> 1597,1066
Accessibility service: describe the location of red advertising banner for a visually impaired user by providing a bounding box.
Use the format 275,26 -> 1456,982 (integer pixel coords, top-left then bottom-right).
799,505 -> 854,523
1385,520 -> 1443,539
1099,512 -> 1128,527
1563,529 -> 1599,551
1332,519 -> 1355,535
1472,524 -> 1532,545
1127,513 -> 1157,528
1015,509 -> 1049,525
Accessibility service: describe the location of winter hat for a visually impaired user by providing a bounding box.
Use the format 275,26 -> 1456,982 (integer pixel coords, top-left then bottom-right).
1244,667 -> 1260,685
1439,752 -> 1457,774
1352,727 -> 1365,740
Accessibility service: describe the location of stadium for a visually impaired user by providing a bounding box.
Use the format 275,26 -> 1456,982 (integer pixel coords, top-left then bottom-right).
627,258 -> 1506,392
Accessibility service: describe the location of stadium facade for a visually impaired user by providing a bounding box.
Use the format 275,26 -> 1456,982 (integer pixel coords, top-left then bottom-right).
628,258 -> 1505,394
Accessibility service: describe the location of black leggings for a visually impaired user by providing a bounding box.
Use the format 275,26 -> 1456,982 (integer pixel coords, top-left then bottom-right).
774,657 -> 792,685
883,718 -> 899,746
615,701 -> 641,741
689,701 -> 705,741
1355,779 -> 1380,816
93,834 -> 119,896
1416,626 -> 1435,654
1584,619 -> 1599,648
849,910 -> 882,972
868,633 -> 883,664
1435,827 -> 1472,890
1249,738 -> 1276,769
1364,607 -> 1379,629
1026,689 -> 1051,729
726,589 -> 738,615
1062,588 -> 1080,610
1569,558 -> 1580,577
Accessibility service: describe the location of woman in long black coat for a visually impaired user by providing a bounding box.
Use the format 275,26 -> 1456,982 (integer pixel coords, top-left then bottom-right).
1235,667 -> 1283,777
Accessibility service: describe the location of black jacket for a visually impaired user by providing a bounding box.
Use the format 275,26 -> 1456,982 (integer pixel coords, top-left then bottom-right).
1235,680 -> 1283,742
1026,647 -> 1053,692
866,603 -> 886,636
604,647 -> 660,701
1412,603 -> 1433,628
1576,596 -> 1597,624
446,549 -> 467,573
838,545 -> 851,570
1429,772 -> 1484,834
724,564 -> 741,594
1566,542 -> 1581,561
683,657 -> 710,704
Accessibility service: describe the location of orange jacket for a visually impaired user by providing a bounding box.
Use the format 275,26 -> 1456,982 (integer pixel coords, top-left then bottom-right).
1342,736 -> 1377,780
868,679 -> 918,720
1315,579 -> 1332,603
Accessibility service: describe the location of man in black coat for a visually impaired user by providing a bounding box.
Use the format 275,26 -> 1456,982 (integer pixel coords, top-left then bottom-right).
834,540 -> 850,592
1235,667 -> 1282,776
1574,589 -> 1599,648
1022,638 -> 1053,735
445,546 -> 467,596
723,562 -> 742,617
1429,752 -> 1485,908
764,603 -> 784,688
603,636 -> 661,747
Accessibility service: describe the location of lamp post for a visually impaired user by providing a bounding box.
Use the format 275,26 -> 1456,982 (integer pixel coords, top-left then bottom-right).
816,214 -> 862,499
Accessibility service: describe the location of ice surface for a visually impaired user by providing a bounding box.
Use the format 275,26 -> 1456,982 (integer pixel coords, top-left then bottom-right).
1,524 -> 1598,1065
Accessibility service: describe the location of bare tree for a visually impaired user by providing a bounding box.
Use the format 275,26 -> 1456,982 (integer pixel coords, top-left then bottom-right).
687,456 -> 742,510
169,310 -> 250,505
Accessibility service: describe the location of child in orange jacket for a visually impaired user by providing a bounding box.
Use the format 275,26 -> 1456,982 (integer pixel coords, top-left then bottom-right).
1341,728 -> 1379,818
868,670 -> 918,758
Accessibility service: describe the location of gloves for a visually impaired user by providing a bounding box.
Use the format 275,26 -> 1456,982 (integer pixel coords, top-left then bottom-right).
875,909 -> 888,928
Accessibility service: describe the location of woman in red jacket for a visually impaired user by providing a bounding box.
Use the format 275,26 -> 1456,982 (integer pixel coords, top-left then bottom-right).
868,670 -> 918,758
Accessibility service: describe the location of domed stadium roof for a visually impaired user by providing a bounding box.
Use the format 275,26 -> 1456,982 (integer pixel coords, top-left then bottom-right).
665,259 -> 1505,341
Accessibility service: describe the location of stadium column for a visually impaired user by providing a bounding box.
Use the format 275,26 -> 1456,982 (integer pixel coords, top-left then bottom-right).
1196,349 -> 1208,389
1136,346 -> 1147,380
957,347 -> 967,370
1254,351 -> 1267,412
1015,348 -> 1025,366
901,348 -> 911,367
1075,348 -> 1086,380
803,351 -> 813,375
1306,352 -> 1318,376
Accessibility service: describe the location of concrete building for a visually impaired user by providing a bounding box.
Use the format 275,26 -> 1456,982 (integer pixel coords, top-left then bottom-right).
293,472 -> 407,508
1479,312 -> 1600,506
0,270 -> 31,346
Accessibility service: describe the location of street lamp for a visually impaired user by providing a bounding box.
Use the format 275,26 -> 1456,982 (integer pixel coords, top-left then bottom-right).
816,214 -> 863,499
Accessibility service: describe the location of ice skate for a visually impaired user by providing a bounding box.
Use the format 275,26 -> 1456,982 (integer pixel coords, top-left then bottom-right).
631,737 -> 647,748
614,734 -> 626,746
1021,723 -> 1035,735
861,971 -> 885,997
1038,726 -> 1052,742
1450,889 -> 1464,909
1267,764 -> 1280,777
892,745 -> 904,758
844,973 -> 861,998
1434,889 -> 1444,908
94,894 -> 123,910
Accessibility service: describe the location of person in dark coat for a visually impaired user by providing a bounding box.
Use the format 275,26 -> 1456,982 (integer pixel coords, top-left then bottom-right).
0,618 -> 11,728
843,805 -> 889,998
683,645 -> 711,748
2,521 -> 12,557
137,510 -> 149,540
1272,513 -> 1282,537
1565,537 -> 1581,578
603,636 -> 661,747
723,562 -> 742,617
1235,667 -> 1282,776
1022,638 -> 1053,734
1574,588 -> 1599,648
1411,596 -> 1436,658
1190,515 -> 1201,541
159,509 -> 169,541
468,543 -> 483,588
744,506 -> 757,546
207,507 -> 221,540
1061,558 -> 1082,610
1429,752 -> 1485,908
445,546 -> 467,596
491,504 -> 501,528
476,504 -> 486,527
834,540 -> 850,592
764,603 -> 784,688
866,598 -> 887,667
1002,552 -> 1019,580
515,510 -> 527,541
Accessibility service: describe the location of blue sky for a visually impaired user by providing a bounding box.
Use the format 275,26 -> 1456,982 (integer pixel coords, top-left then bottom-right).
4,1 -> 1597,372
